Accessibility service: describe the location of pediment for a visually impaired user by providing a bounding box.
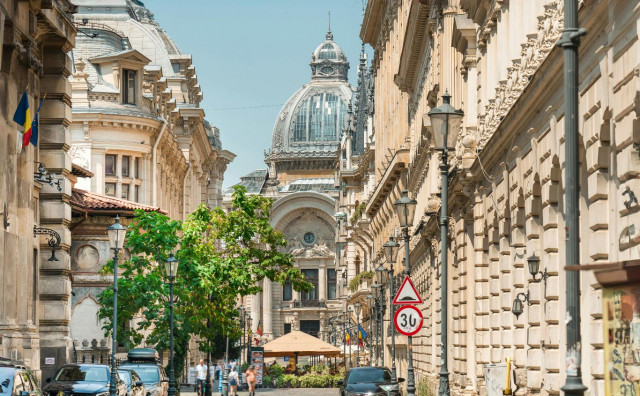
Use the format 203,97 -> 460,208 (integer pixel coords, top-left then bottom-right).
89,49 -> 151,66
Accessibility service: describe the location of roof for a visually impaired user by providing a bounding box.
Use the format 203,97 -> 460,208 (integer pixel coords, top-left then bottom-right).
224,169 -> 268,195
262,330 -> 342,358
72,163 -> 94,178
279,178 -> 337,193
71,188 -> 167,214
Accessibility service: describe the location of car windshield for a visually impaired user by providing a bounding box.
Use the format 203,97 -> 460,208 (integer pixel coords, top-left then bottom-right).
0,368 -> 14,395
118,371 -> 132,386
55,366 -> 109,382
119,366 -> 158,384
347,369 -> 392,384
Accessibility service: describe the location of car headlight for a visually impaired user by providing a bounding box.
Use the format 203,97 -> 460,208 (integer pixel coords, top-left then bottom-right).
380,384 -> 400,392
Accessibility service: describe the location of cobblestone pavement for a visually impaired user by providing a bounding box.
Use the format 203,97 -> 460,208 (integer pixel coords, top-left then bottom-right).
182,388 -> 340,396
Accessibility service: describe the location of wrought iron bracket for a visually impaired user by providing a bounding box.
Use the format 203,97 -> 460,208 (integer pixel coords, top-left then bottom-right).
34,225 -> 62,261
33,162 -> 64,192
2,202 -> 9,230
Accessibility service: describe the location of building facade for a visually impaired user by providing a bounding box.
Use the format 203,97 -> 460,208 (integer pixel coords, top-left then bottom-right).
0,0 -> 77,380
66,0 -> 234,371
228,29 -> 355,346
338,0 -> 640,395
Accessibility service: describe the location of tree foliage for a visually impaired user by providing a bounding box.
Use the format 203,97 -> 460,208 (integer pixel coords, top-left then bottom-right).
98,186 -> 311,366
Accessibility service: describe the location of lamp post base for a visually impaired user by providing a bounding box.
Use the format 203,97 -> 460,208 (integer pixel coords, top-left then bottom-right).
437,370 -> 450,396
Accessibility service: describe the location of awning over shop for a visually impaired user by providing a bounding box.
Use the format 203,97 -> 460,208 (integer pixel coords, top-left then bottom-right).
262,331 -> 342,358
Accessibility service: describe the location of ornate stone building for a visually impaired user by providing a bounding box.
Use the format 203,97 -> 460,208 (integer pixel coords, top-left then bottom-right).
66,0 -> 234,369
338,0 -> 640,395
227,29 -> 355,344
0,0 -> 77,380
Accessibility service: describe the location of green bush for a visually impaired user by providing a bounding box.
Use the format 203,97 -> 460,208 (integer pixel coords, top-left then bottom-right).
281,374 -> 299,388
262,375 -> 272,388
268,364 -> 284,378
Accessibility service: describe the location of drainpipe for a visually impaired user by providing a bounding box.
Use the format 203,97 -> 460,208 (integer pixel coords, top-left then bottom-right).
152,120 -> 167,207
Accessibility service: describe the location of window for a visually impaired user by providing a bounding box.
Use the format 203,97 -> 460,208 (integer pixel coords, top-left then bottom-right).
105,154 -> 116,176
134,185 -> 140,202
283,281 -> 292,301
301,269 -> 318,301
294,99 -> 308,142
327,269 -> 337,300
309,95 -> 322,141
284,323 -> 291,335
121,184 -> 129,200
292,93 -> 345,143
123,69 -> 136,104
355,256 -> 361,276
105,183 -> 116,197
122,156 -> 130,177
134,157 -> 140,178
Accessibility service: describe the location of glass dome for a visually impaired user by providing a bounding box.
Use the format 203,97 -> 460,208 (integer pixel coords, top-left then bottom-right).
293,92 -> 347,143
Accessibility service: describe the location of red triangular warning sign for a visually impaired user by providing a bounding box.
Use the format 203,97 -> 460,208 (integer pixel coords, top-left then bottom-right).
393,276 -> 423,304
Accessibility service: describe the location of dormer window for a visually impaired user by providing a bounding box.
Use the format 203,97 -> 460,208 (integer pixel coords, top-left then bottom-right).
123,69 -> 136,104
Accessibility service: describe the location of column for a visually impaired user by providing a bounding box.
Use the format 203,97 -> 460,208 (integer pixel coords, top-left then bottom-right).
262,279 -> 273,338
250,291 -> 261,333
318,264 -> 327,301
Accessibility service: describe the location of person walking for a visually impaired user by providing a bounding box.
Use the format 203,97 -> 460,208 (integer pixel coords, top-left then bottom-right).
244,365 -> 256,396
195,359 -> 207,396
228,367 -> 239,396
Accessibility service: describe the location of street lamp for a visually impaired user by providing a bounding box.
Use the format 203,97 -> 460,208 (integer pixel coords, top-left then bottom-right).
383,237 -> 399,381
392,190 -> 418,395
164,253 -> 179,396
374,268 -> 386,368
428,91 -> 463,396
106,215 -> 126,396
238,306 -> 245,367
527,254 -> 549,284
355,302 -> 361,367
370,284 -> 380,366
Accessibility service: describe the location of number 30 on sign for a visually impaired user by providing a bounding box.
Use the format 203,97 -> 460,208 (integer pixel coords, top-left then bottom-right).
394,305 -> 423,336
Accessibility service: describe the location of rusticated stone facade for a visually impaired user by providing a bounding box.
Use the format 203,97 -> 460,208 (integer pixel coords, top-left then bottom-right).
339,0 -> 640,395
0,0 -> 77,381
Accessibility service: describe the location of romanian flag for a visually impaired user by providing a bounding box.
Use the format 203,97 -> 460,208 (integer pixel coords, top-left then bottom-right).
13,91 -> 32,149
345,329 -> 351,345
358,324 -> 367,347
256,320 -> 263,336
30,97 -> 45,147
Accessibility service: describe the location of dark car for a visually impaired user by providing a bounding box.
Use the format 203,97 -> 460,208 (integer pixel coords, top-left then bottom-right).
0,357 -> 42,396
42,364 -> 127,396
119,349 -> 168,396
338,367 -> 405,396
117,369 -> 145,396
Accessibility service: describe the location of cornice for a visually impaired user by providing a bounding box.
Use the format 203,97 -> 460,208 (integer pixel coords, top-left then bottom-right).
365,147 -> 409,218
395,0 -> 433,93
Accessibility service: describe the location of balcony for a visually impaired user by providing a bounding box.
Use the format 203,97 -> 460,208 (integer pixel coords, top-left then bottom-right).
293,299 -> 327,308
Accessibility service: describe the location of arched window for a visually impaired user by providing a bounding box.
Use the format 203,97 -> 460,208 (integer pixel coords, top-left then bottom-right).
292,93 -> 346,143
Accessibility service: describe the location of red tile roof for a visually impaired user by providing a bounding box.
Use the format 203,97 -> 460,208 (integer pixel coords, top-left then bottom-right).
71,188 -> 167,214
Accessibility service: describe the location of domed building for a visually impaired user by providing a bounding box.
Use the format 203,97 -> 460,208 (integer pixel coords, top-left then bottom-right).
227,29 -> 356,347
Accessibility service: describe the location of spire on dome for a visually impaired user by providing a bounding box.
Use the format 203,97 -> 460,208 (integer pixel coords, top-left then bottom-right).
326,11 -> 333,40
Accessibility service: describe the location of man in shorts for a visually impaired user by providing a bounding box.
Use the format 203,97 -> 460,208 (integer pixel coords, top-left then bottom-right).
244,365 -> 256,396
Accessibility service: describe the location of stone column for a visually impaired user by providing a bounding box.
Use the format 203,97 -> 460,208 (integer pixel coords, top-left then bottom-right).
38,39 -> 75,380
250,291 -> 261,333
318,264 -> 327,301
262,279 -> 273,338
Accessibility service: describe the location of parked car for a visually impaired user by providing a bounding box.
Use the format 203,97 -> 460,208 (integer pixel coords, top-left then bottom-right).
117,369 -> 146,396
337,366 -> 405,396
0,357 -> 42,396
119,349 -> 168,396
42,364 -> 127,396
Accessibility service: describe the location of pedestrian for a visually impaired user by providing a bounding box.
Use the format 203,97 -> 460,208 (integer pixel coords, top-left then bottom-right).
228,367 -> 239,396
195,359 -> 207,396
245,365 -> 256,396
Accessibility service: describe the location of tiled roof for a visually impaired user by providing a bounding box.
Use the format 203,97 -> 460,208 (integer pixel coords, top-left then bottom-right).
71,188 -> 167,214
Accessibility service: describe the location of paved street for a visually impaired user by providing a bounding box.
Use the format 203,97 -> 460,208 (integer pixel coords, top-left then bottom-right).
182,388 -> 339,396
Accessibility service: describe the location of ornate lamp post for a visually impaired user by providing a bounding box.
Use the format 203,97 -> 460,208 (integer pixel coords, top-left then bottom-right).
374,269 -> 386,368
558,2 -> 587,395
367,292 -> 374,365
383,238 -> 399,380
354,302 -> 361,367
164,253 -> 179,396
247,316 -> 253,365
392,190 -> 418,395
428,91 -> 464,396
106,215 -> 126,396
370,284 -> 380,366
238,306 -> 245,367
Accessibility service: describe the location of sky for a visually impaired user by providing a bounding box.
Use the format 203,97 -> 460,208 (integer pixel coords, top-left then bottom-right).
150,0 -> 369,188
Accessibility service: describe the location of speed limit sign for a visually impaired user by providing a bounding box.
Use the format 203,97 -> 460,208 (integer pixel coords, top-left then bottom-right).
394,305 -> 423,336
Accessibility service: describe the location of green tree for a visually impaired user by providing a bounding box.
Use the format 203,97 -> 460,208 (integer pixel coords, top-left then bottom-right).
98,186 -> 311,375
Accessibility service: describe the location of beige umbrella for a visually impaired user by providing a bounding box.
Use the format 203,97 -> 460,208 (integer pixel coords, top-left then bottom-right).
262,330 -> 342,358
